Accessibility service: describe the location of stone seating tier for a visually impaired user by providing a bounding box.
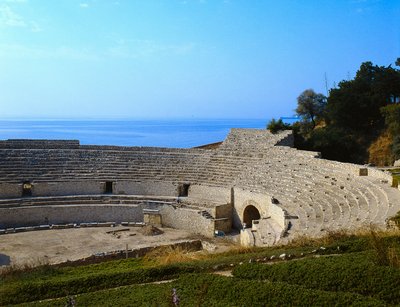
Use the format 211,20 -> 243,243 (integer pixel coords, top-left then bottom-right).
233,155 -> 396,237
0,194 -> 177,209
1,129 -> 399,244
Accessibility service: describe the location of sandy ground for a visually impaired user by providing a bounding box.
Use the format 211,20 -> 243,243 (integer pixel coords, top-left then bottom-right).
0,226 -> 196,266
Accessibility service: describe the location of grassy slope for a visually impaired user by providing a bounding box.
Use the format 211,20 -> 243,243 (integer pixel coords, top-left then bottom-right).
1,232 -> 399,306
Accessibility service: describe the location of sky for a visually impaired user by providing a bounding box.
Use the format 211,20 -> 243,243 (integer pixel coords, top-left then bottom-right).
0,0 -> 399,120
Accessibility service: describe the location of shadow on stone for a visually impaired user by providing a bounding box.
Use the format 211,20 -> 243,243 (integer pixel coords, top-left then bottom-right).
0,253 -> 11,266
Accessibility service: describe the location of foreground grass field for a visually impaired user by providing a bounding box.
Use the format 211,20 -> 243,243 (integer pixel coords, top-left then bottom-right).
1,230 -> 399,306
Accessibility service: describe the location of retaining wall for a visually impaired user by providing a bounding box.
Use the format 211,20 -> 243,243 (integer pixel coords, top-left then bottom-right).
115,181 -> 179,196
0,204 -> 143,228
189,185 -> 231,203
156,205 -> 215,237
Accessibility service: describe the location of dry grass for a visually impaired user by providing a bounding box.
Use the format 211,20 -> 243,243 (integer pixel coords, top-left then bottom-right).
368,130 -> 394,166
369,228 -> 400,268
286,229 -> 353,248
0,257 -> 50,277
286,226 -> 400,248
143,245 -> 207,266
223,245 -> 259,255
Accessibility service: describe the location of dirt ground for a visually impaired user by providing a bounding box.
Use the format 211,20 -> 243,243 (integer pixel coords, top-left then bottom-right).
0,226 -> 200,267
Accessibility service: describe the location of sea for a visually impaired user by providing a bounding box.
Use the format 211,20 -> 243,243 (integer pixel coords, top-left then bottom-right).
0,119 -> 268,148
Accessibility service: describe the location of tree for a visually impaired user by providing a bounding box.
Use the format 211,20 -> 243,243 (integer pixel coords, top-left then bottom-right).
266,118 -> 291,134
295,89 -> 327,129
381,104 -> 400,159
326,61 -> 400,132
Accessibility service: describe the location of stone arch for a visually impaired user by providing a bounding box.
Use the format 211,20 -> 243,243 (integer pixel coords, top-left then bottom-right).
243,205 -> 260,228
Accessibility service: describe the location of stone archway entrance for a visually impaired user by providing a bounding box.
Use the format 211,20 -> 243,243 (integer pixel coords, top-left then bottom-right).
243,205 -> 260,228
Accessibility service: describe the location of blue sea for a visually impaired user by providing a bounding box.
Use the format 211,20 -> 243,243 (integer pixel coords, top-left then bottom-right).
0,119 -> 268,148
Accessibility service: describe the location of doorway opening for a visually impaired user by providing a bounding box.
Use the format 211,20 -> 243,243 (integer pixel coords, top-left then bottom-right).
22,181 -> 32,197
105,181 -> 113,194
178,183 -> 190,197
243,205 -> 260,228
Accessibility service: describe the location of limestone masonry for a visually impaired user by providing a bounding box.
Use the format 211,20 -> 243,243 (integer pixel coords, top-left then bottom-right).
0,129 -> 399,246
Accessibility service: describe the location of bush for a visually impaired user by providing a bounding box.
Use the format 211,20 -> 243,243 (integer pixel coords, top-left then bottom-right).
267,118 -> 292,134
0,264 -> 201,305
27,274 -> 386,307
232,252 -> 400,304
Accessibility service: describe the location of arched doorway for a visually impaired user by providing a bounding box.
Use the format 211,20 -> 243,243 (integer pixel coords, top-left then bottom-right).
243,205 -> 260,228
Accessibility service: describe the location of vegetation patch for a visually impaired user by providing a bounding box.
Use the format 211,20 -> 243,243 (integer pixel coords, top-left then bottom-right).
24,274 -> 386,307
2,231 -> 399,305
232,251 -> 400,304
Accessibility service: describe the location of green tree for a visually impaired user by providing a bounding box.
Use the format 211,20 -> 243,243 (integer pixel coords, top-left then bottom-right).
296,59 -> 400,164
295,89 -> 326,129
326,62 -> 400,132
381,104 -> 400,159
266,118 -> 291,134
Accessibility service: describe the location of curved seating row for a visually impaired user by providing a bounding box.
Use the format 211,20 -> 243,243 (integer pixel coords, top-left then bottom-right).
0,129 -> 399,243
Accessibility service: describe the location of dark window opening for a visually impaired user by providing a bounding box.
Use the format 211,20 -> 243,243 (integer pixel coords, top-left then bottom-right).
178,183 -> 190,197
22,181 -> 32,197
243,205 -> 261,228
105,181 -> 113,194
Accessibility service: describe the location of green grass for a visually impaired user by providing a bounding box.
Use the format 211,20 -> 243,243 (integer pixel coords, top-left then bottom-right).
2,232 -> 399,306
21,274 -> 386,307
232,251 -> 400,304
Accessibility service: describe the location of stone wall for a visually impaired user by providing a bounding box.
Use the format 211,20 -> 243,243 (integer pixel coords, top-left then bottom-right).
189,184 -> 231,203
232,188 -> 270,229
240,228 -> 255,246
0,181 -> 181,199
329,161 -> 393,182
0,140 -> 80,149
214,203 -> 232,219
214,203 -> 233,233
275,131 -> 294,147
269,202 -> 287,229
33,181 -> 104,197
232,187 -> 286,232
156,204 -> 215,237
115,181 -> 178,197
0,204 -> 143,228
0,183 -> 21,198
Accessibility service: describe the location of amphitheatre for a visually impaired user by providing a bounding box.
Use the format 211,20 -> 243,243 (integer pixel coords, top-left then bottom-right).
1,128 -> 400,265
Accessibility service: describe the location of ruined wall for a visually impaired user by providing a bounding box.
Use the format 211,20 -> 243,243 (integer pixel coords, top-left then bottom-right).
232,188 -> 270,229
0,140 -> 80,149
115,181 -> 178,197
189,185 -> 231,203
156,205 -> 214,237
269,203 -> 287,229
0,183 -> 21,198
240,228 -> 255,246
0,204 -> 143,228
33,181 -> 104,197
232,188 -> 286,231
0,181 -> 181,199
213,203 -> 233,233
0,181 -> 105,198
214,203 -> 232,219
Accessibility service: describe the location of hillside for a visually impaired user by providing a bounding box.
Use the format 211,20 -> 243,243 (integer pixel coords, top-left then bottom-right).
290,60 -> 400,166
1,229 -> 399,306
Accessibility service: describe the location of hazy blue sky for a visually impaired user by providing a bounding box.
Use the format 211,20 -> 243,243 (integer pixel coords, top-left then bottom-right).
0,0 -> 399,119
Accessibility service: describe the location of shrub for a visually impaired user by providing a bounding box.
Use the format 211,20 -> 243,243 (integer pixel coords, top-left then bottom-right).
369,229 -> 400,268
0,264 -> 201,305
267,118 -> 291,134
27,274 -> 386,307
232,252 -> 400,304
